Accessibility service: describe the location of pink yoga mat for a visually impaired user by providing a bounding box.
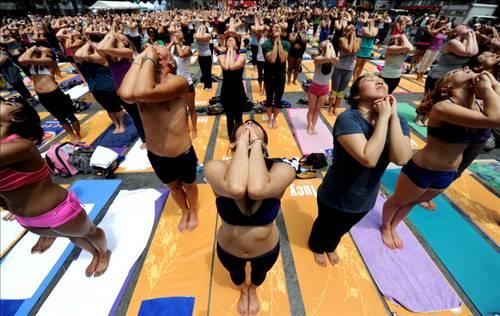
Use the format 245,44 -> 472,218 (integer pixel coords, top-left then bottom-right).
286,108 -> 333,155
350,195 -> 461,312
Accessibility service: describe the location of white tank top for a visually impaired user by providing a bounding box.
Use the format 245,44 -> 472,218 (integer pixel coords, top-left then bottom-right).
171,45 -> 191,81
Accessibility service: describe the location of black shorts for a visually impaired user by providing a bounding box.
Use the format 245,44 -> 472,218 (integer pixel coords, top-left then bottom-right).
92,90 -> 124,113
147,146 -> 198,184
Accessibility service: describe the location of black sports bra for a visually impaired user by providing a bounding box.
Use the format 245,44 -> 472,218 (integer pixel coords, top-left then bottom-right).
216,196 -> 280,226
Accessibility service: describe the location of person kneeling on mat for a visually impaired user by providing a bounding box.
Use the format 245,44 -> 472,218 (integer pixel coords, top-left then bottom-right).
118,44 -> 199,232
381,70 -> 500,249
205,120 -> 295,316
0,97 -> 111,277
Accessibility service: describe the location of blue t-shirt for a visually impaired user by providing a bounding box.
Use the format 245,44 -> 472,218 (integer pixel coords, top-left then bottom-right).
318,109 -> 410,213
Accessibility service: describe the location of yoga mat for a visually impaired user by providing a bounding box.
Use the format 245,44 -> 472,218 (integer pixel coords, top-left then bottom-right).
397,103 -> 427,138
212,114 -> 251,161
126,184 -> 217,316
351,195 -> 461,313
281,179 -> 389,315
92,115 -> 138,148
0,211 -> 26,258
38,112 -> 50,121
209,229 -> 291,316
212,66 -> 222,77
0,180 -> 121,316
468,159 -> 500,193
116,139 -> 153,173
382,169 -> 500,315
301,60 -> 314,73
39,114 -> 87,147
195,82 -> 218,106
37,189 -> 167,316
250,79 -> 265,103
138,297 -> 194,316
66,84 -> 89,100
320,107 -> 346,128
287,108 -> 333,155
446,170 -> 500,246
109,189 -> 168,316
400,77 -> 425,94
284,81 -> 304,93
254,113 -> 302,158
61,110 -> 112,144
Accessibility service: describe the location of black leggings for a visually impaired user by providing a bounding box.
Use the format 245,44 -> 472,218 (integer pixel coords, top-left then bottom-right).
10,79 -> 32,99
198,55 -> 213,89
92,90 -> 124,113
217,242 -> 280,286
250,44 -> 258,65
265,75 -> 285,108
37,88 -> 77,125
122,102 -> 146,143
256,61 -> 265,83
457,141 -> 486,177
308,198 -> 368,253
380,76 -> 401,94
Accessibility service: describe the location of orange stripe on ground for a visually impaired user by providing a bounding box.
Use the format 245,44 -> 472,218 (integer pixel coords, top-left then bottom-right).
195,83 -> 219,106
126,184 -> 217,316
400,78 -> 425,94
61,111 -> 110,144
253,113 -> 301,158
281,179 -> 389,315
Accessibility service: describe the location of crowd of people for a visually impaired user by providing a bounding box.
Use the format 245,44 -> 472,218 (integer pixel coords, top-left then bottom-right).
1,5 -> 500,315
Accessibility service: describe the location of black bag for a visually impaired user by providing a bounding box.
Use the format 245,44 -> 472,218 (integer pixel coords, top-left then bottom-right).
68,146 -> 95,174
207,103 -> 225,115
300,153 -> 328,169
209,95 -> 222,105
243,98 -> 254,112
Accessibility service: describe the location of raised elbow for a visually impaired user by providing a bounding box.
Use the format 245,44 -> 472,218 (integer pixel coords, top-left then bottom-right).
392,157 -> 411,167
360,158 -> 377,168
228,184 -> 246,200
117,86 -> 135,104
247,184 -> 266,201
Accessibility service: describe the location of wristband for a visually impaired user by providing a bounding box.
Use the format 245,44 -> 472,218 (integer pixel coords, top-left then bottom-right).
143,56 -> 158,67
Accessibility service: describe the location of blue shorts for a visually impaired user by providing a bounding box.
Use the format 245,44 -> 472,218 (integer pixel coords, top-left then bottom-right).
401,159 -> 458,190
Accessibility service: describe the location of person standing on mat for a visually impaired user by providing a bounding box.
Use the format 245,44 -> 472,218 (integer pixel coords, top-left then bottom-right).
381,70 -> 500,250
353,17 -> 378,81
308,74 -> 412,267
219,33 -> 246,136
18,46 -> 82,143
0,96 -> 111,277
287,22 -> 307,86
205,120 -> 295,316
195,24 -> 213,90
307,41 -> 336,135
96,32 -> 147,149
0,51 -> 33,101
380,34 -> 414,94
118,44 -> 199,232
263,23 -> 290,129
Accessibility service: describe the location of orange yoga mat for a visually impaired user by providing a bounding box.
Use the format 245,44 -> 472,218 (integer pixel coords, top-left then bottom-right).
212,114 -> 251,161
250,79 -> 265,103
253,113 -> 301,158
281,179 -> 389,315
61,111 -> 111,144
126,184 -> 218,316
38,111 -> 50,120
195,82 -> 219,106
400,77 -> 425,94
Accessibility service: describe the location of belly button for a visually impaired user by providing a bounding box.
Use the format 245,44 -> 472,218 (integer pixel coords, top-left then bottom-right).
244,252 -> 249,257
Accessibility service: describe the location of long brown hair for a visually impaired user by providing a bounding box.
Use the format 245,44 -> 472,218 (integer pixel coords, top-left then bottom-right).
417,74 -> 452,115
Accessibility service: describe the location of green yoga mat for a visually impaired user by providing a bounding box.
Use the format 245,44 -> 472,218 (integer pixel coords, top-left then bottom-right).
398,102 -> 427,138
382,169 -> 500,315
468,160 -> 500,193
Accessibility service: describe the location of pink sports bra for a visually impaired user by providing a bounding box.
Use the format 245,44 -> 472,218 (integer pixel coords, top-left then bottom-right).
0,134 -> 50,192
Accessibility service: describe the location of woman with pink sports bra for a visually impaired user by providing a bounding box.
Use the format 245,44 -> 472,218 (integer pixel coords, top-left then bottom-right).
0,97 -> 111,277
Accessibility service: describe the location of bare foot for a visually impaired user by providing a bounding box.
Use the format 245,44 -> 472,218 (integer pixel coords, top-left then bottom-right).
177,212 -> 189,232
70,135 -> 79,144
260,90 -> 264,96
85,253 -> 100,277
307,127 -> 314,135
313,252 -> 327,267
187,210 -> 198,231
2,212 -> 15,221
328,108 -> 336,116
237,286 -> 249,316
31,236 -> 56,254
380,227 -> 395,249
392,229 -> 404,249
248,286 -> 260,316
267,120 -> 273,129
292,81 -> 297,85
312,128 -> 318,135
94,250 -> 112,277
140,142 -> 147,150
326,251 -> 339,265
114,127 -> 126,134
272,119 -> 278,129
420,201 -> 437,211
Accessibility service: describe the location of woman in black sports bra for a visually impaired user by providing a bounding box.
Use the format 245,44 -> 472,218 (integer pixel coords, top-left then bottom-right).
205,119 -> 295,316
381,69 -> 500,250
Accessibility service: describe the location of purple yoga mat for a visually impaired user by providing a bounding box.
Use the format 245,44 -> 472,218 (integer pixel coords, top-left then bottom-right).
109,188 -> 169,316
287,108 -> 333,155
350,195 -> 461,313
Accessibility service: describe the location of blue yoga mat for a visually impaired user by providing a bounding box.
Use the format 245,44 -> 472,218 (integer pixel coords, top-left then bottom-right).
382,169 -> 500,315
138,297 -> 195,316
92,115 -> 138,148
7,180 -> 121,316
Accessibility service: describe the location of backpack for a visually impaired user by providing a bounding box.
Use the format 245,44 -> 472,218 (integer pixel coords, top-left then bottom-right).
299,153 -> 328,169
207,103 -> 225,115
45,142 -> 79,177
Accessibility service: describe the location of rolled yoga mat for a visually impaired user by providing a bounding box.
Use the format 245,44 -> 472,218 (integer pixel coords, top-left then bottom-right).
287,108 -> 333,155
350,195 -> 461,313
37,189 -> 168,316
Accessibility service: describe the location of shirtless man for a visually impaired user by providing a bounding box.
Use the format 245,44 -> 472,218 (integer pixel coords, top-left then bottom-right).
118,44 -> 199,232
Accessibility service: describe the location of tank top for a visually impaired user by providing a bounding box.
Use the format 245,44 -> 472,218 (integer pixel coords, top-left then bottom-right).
429,33 -> 447,51
360,27 -> 375,49
171,45 -> 191,81
380,53 -> 406,78
335,50 -> 356,71
221,64 -> 246,106
428,52 -> 469,79
196,39 -> 211,57
313,63 -> 334,85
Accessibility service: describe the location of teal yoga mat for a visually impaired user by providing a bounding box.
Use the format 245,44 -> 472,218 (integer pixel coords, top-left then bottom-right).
468,160 -> 500,193
397,103 -> 427,138
382,169 -> 500,315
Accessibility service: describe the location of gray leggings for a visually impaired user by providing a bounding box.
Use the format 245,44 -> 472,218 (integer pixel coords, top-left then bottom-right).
331,68 -> 353,93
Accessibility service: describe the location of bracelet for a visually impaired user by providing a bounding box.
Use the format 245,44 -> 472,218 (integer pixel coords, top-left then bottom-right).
143,56 -> 158,67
